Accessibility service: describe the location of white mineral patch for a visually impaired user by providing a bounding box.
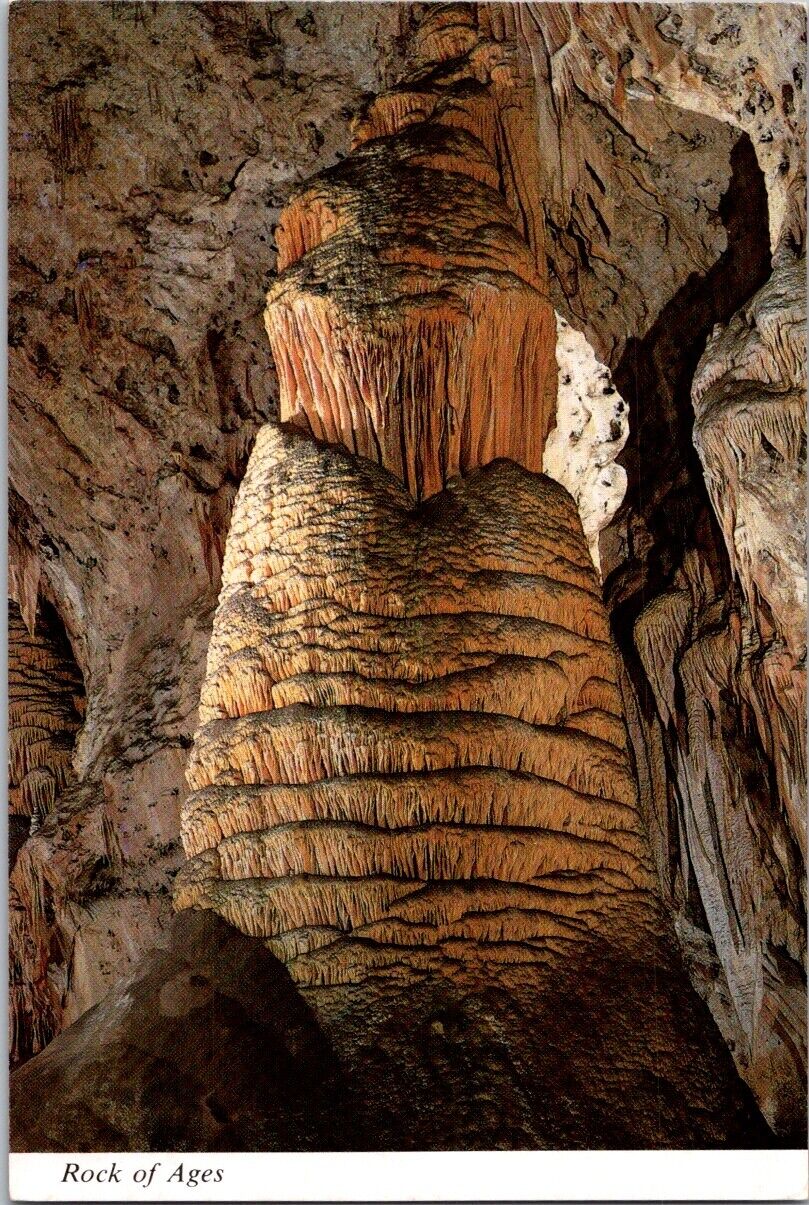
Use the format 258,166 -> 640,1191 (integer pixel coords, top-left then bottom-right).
544,313 -> 629,574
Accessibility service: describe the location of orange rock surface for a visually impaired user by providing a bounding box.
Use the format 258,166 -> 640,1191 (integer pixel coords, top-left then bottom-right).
177,426 -> 661,986
265,6 -> 556,501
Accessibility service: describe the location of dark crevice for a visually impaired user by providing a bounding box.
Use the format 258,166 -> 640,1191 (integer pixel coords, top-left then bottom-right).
604,131 -> 771,638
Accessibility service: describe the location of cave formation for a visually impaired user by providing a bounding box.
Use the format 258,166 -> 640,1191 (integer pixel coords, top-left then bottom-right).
8,0 -> 807,1152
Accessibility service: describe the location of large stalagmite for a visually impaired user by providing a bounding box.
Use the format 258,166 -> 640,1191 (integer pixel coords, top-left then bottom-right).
175,432 -> 767,1146
174,5 -> 772,1146
177,425 -> 653,984
9,0 -> 804,1154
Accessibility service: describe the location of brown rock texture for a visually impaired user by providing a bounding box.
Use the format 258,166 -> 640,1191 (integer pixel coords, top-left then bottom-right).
178,426 -> 654,986
8,599 -> 84,1065
10,910 -> 343,1153
693,254 -> 806,864
8,0 -> 409,1059
10,909 -> 773,1152
9,0 -> 806,1152
499,1 -> 807,1137
8,601 -> 84,829
265,4 -> 557,500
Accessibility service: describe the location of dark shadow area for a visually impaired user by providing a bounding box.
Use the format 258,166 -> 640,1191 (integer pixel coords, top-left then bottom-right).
8,595 -> 86,1067
604,131 -> 771,636
8,596 -> 85,869
10,910 -> 780,1151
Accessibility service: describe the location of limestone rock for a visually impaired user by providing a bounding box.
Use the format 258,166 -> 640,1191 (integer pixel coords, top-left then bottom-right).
8,601 -> 84,826
629,548 -> 806,1137
11,907 -> 772,1151
693,254 -> 806,862
265,11 -> 557,501
510,2 -> 806,258
10,910 -> 340,1153
544,314 -> 629,570
178,425 -> 653,985
174,426 -> 772,1147
8,0 -> 409,1056
8,0 -> 806,1150
505,1 -> 806,1137
8,599 -> 85,1064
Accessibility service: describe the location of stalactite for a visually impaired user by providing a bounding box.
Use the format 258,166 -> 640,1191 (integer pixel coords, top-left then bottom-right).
7,599 -> 85,1067
8,601 -> 84,823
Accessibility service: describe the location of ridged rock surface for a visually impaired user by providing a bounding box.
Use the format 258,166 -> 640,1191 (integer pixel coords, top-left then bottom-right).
8,601 -> 84,829
506,2 -> 806,262
170,427 -> 769,1146
513,1 -> 807,1138
9,600 -> 85,1065
178,425 -> 652,985
266,6 -> 557,501
693,254 -> 806,863
8,0 -> 409,1060
8,0 -> 806,1150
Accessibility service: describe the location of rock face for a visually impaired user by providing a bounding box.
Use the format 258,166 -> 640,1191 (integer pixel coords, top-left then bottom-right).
178,426 -> 649,985
8,601 -> 84,834
693,254 -> 806,864
10,908 -> 772,1152
8,0 -> 409,1062
544,314 -> 629,571
173,2 -> 787,1145
8,0 -> 806,1152
505,1 -> 807,1138
10,911 -> 341,1153
507,2 -> 806,262
172,425 -> 773,1147
9,600 -> 85,1065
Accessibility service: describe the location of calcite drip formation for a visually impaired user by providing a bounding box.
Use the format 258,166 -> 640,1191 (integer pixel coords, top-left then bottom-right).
178,7 -> 659,985
693,254 -> 807,862
7,0 -> 801,1150
264,7 -> 557,502
8,601 -> 85,1065
8,601 -> 84,837
177,425 -> 660,983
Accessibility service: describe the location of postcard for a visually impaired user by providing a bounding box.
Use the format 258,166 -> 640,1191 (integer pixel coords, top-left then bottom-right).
7,1 -> 808,1200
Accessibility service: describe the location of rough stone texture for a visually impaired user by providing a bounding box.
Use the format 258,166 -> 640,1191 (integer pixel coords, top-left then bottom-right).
510,2 -> 806,261
170,426 -> 776,1146
8,601 -> 84,827
265,3 -> 557,501
9,599 -> 84,1065
503,2 -> 807,1138
544,314 -> 629,570
481,3 -> 745,366
595,155 -> 806,1136
173,0 -> 796,1132
693,253 -> 807,864
178,425 -> 651,983
11,909 -> 773,1152
8,0 -> 806,1150
8,0 -> 409,1060
10,911 -> 341,1153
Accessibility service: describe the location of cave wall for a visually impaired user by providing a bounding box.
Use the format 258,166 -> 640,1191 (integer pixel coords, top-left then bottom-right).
512,1 -> 807,1135
8,0 -> 412,1061
8,0 -> 806,1141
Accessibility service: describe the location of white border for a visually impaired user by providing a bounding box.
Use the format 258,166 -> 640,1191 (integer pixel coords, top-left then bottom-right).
8,1149 -> 809,1203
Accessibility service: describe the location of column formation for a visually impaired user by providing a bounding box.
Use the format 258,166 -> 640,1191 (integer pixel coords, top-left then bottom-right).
176,7 -> 663,988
